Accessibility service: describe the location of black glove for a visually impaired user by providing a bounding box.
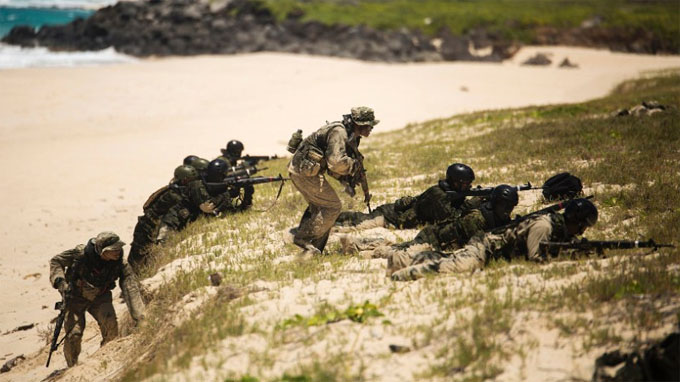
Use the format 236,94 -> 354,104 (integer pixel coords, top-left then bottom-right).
54,277 -> 68,295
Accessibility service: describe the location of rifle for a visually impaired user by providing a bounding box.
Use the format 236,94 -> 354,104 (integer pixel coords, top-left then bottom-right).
342,132 -> 372,213
487,195 -> 594,234
446,182 -> 539,198
225,164 -> 264,178
241,154 -> 278,166
46,289 -> 71,367
539,238 -> 674,257
205,174 -> 289,213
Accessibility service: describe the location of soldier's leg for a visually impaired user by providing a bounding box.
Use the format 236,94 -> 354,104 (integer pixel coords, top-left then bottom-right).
63,297 -> 89,367
128,215 -> 158,272
383,242 -> 432,276
391,235 -> 499,281
240,184 -> 254,209
87,291 -> 118,346
291,173 -> 342,253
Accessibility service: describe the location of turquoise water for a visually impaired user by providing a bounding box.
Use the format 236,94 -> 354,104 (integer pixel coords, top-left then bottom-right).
0,7 -> 93,37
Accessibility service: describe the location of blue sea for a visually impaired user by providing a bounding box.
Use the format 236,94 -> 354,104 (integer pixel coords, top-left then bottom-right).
0,0 -> 134,69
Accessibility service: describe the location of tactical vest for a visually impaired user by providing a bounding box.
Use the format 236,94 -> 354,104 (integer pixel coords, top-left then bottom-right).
67,240 -> 123,291
291,121 -> 352,176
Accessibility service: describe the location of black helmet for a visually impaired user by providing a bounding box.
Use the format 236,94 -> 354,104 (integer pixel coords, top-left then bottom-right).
207,159 -> 228,180
225,140 -> 244,157
490,184 -> 519,207
183,155 -> 199,166
174,165 -> 198,183
446,163 -> 475,187
564,198 -> 598,228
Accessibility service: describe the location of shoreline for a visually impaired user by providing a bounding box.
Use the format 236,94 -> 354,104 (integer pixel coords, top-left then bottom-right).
1,46 -> 679,365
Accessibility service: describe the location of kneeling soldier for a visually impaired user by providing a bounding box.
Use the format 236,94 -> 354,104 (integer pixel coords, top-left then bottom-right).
49,232 -> 145,367
391,198 -> 598,281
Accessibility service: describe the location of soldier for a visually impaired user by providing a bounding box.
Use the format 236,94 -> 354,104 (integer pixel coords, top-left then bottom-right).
216,140 -> 254,209
343,184 -> 518,254
390,198 -> 598,281
288,106 -> 379,256
127,165 -> 198,273
335,163 -> 479,229
49,232 -> 145,367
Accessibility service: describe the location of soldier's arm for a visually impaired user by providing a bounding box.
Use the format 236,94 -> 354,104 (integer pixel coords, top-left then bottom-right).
49,245 -> 84,287
119,263 -> 146,321
525,222 -> 553,262
459,212 -> 486,244
325,127 -> 355,176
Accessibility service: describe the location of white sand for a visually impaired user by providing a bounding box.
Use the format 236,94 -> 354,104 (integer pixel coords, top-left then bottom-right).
0,46 -> 679,366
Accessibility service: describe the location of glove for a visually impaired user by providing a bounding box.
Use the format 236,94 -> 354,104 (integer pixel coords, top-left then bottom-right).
54,277 -> 68,295
199,201 -> 216,214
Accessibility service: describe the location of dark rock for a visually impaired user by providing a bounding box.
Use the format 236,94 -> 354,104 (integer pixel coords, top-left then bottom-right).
3,26 -> 37,47
592,332 -> 679,382
559,57 -> 579,68
209,273 -> 222,287
389,344 -> 411,353
0,355 -> 25,373
522,53 -> 552,66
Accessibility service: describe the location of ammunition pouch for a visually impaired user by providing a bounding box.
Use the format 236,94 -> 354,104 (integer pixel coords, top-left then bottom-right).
293,145 -> 324,177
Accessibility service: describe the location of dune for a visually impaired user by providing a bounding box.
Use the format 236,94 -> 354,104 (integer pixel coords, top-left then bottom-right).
0,45 -> 678,366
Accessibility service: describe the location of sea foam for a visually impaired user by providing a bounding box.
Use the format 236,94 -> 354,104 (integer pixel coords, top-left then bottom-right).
0,43 -> 135,69
0,0 -> 114,10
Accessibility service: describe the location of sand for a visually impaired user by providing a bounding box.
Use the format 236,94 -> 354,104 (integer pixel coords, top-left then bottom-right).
0,46 -> 679,371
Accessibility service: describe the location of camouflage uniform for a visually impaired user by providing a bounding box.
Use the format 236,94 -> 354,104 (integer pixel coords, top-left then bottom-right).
289,107 -> 377,253
49,232 -> 145,367
391,212 -> 569,281
160,178 -> 234,233
216,153 -> 254,209
336,180 -> 482,228
128,183 -> 185,272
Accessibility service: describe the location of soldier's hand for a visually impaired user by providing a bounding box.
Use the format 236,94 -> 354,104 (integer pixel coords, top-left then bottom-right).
199,201 -> 216,214
55,277 -> 68,296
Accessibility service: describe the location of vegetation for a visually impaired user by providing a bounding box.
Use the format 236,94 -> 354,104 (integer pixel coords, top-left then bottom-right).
261,0 -> 679,48
116,71 -> 679,381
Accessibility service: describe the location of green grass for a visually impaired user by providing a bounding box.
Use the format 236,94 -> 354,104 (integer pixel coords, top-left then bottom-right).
115,71 -> 680,382
260,0 -> 679,50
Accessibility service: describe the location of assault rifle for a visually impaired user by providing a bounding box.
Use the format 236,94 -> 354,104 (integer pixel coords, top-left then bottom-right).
46,288 -> 71,367
446,183 -> 539,198
487,195 -> 594,234
225,164 -> 264,178
205,174 -> 289,193
241,154 -> 278,166
539,238 -> 674,257
342,133 -> 372,213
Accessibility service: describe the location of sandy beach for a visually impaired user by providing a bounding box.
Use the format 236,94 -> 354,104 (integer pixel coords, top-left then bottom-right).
0,45 -> 679,365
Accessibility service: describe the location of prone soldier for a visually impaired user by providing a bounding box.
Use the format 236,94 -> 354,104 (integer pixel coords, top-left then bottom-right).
49,232 -> 145,367
128,165 -> 198,273
335,163 -> 481,229
391,198 -> 598,281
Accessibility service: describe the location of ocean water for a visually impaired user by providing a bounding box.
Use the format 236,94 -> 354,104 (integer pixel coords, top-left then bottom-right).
0,6 -> 93,37
0,2 -> 135,69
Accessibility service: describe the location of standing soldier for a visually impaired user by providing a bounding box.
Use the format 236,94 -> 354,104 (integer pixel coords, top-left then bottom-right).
390,198 -> 598,281
49,232 -> 145,367
128,165 -> 198,273
335,163 -> 479,228
288,106 -> 379,256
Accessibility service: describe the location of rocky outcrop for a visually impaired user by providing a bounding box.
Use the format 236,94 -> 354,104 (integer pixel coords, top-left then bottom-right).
1,0 -> 517,62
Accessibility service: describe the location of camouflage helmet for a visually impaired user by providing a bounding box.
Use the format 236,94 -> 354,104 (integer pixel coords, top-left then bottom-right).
94,231 -> 125,255
350,106 -> 379,126
174,165 -> 199,183
564,198 -> 598,228
183,155 -> 199,166
446,163 -> 475,185
192,158 -> 209,172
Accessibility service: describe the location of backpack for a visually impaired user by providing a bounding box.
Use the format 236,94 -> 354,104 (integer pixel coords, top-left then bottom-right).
542,172 -> 583,200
